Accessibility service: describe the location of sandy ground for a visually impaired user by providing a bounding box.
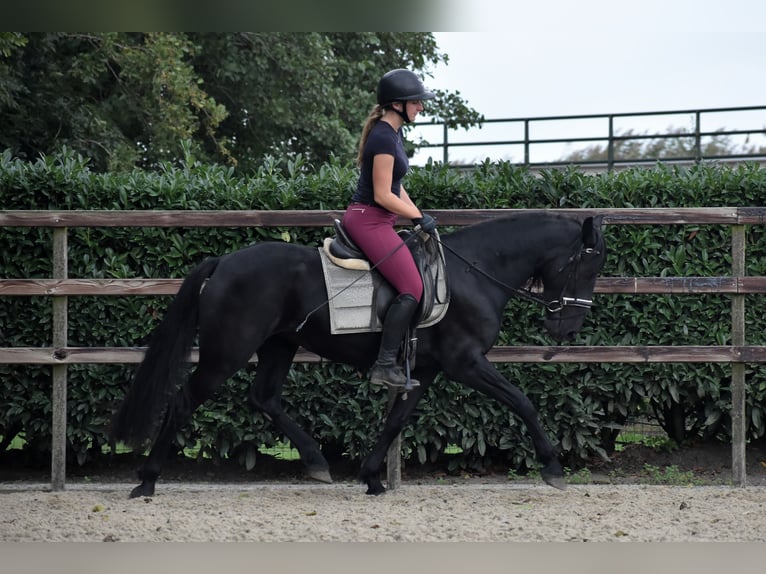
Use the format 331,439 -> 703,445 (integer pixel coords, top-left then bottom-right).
2,480 -> 766,542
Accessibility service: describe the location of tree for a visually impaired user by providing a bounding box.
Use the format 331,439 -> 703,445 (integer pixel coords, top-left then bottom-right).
0,32 -> 483,173
0,33 -> 229,171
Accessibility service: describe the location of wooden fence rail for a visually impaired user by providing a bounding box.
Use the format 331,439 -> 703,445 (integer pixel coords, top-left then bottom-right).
1,207 -> 765,490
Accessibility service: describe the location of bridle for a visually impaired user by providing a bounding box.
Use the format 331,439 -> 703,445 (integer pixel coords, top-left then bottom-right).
544,243 -> 601,313
436,236 -> 601,314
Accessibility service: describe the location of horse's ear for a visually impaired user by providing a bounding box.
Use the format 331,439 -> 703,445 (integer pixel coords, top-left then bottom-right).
582,215 -> 603,248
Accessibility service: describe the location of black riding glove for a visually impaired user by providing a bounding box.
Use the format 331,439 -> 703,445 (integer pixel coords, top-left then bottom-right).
412,213 -> 437,234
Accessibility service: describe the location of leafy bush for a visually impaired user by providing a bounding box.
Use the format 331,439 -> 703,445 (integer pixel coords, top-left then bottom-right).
2,148 -> 765,474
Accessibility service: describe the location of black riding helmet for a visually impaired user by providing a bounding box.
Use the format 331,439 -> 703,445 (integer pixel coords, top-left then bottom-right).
376,69 -> 435,123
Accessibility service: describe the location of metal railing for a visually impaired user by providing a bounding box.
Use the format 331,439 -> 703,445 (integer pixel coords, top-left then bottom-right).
411,105 -> 766,170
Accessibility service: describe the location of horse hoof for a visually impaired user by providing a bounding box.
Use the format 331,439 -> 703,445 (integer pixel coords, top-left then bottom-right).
129,482 -> 155,499
542,475 -> 567,491
540,460 -> 567,490
307,468 -> 333,483
365,484 -> 386,496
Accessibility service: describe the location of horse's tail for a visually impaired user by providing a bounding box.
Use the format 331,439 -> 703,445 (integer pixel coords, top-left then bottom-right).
111,257 -> 220,448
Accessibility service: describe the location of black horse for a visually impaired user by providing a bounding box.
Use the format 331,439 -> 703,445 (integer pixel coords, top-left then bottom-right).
112,212 -> 606,498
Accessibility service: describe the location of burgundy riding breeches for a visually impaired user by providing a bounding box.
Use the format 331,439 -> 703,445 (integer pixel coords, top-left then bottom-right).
342,203 -> 423,302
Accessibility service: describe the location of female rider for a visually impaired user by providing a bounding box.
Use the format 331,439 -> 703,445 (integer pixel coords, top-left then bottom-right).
341,69 -> 437,389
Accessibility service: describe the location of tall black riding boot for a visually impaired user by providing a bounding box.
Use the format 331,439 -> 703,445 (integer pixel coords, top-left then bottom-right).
369,293 -> 420,389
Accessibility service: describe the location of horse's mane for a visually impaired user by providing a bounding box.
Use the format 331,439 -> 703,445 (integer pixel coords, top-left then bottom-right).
446,212 -> 584,289
447,211 -> 582,242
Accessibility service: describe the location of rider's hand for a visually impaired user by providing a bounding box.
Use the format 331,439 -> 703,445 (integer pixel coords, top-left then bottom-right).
412,212 -> 437,234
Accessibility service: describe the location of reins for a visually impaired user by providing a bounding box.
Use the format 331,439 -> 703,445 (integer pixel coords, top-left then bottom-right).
433,235 -> 596,313
297,224 -> 597,333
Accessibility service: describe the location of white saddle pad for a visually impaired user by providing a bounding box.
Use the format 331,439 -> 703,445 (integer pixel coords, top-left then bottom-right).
318,238 -> 449,335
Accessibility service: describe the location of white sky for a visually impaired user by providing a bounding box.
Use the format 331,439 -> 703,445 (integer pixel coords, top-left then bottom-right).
411,0 -> 766,165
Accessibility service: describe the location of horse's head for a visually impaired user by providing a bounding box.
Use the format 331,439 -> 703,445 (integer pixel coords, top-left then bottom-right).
539,216 -> 606,342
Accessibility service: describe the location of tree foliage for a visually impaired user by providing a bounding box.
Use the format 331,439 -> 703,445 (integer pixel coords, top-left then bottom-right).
561,127 -> 766,163
0,32 -> 483,173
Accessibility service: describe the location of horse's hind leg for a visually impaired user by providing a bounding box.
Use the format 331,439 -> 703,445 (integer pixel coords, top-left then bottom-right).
130,364 -> 227,498
249,337 -> 332,483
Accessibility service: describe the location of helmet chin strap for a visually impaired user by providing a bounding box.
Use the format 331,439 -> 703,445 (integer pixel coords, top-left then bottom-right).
390,101 -> 411,124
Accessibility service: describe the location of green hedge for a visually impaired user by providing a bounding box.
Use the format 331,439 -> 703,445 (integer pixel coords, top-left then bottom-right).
2,148 -> 766,473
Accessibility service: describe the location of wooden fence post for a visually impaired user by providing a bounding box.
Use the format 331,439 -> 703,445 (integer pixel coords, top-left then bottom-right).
731,225 -> 746,486
51,228 -> 68,491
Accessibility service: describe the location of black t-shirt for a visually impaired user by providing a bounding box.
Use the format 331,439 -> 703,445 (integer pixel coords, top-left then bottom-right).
351,120 -> 408,207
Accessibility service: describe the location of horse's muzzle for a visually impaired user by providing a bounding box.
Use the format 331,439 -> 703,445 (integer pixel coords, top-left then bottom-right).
543,306 -> 591,342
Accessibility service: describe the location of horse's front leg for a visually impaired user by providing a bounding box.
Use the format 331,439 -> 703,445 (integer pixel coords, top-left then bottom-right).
359,379 -> 430,495
445,355 -> 566,490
